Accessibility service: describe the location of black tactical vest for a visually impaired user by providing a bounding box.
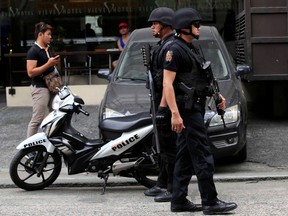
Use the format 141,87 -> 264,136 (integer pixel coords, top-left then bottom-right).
174,39 -> 213,97
150,37 -> 173,92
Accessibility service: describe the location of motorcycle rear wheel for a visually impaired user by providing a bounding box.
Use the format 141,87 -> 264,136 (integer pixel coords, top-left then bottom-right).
9,146 -> 62,191
134,170 -> 158,188
132,141 -> 159,188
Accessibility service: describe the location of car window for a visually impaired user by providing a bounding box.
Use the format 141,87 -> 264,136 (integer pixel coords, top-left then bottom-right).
195,40 -> 229,79
116,41 -> 156,81
117,39 -> 228,81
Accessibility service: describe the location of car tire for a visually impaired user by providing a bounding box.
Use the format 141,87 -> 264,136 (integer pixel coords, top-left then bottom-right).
234,143 -> 247,162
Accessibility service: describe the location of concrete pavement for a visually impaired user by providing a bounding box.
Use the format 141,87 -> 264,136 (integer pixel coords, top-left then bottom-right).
1,161 -> 288,189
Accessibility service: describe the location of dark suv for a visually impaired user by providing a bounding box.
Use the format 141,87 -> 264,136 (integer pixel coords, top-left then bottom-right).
98,27 -> 250,161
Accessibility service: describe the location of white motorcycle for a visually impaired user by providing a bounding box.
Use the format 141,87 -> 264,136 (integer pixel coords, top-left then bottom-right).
9,86 -> 158,192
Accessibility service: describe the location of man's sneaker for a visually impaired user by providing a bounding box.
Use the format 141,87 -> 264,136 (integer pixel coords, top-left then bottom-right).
154,191 -> 172,202
202,200 -> 237,215
144,185 -> 166,197
171,199 -> 202,212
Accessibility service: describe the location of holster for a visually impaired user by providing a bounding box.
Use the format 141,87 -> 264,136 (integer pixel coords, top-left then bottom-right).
176,82 -> 196,110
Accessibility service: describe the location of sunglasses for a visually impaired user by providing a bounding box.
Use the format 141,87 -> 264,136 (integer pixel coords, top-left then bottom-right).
192,21 -> 201,28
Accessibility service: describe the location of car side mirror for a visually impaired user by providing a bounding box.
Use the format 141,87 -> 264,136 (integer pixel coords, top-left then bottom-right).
97,68 -> 111,80
236,64 -> 251,77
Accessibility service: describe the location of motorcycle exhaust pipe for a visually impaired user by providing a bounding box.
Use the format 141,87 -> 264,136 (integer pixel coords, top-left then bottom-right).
112,158 -> 144,175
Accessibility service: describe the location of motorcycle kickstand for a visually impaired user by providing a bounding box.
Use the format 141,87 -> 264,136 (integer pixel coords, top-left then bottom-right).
98,167 -> 110,195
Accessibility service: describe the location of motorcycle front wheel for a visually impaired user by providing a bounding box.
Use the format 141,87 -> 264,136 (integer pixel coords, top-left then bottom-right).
9,146 -> 62,191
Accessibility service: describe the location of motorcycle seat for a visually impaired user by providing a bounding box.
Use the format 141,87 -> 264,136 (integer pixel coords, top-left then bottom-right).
99,112 -> 152,132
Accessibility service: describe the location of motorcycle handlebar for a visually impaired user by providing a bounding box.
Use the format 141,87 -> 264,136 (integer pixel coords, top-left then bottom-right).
78,107 -> 90,116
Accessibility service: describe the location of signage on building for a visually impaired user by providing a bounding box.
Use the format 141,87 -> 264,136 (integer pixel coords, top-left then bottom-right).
0,0 -> 156,17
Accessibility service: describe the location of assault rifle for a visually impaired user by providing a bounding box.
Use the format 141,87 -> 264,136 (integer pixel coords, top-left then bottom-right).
141,44 -> 160,153
203,61 -> 226,128
194,45 -> 226,128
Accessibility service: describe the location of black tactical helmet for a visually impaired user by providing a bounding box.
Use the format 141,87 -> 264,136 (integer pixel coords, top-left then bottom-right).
148,7 -> 174,26
173,8 -> 202,30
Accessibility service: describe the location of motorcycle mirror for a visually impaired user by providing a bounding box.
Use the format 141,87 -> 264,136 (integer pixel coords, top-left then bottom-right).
74,96 -> 85,105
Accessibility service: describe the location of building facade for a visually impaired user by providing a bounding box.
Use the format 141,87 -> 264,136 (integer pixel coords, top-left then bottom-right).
0,0 -> 241,87
2,0 -> 288,117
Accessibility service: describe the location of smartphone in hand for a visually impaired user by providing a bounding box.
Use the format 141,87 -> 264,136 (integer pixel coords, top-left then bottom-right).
54,55 -> 60,59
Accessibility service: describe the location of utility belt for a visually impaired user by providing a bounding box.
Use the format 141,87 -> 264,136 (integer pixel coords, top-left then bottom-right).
176,94 -> 206,109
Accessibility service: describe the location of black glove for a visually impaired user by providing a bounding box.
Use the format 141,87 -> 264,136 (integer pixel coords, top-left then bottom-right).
156,106 -> 170,126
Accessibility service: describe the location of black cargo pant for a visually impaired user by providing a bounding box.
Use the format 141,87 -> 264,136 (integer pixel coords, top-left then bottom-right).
156,121 -> 177,192
171,101 -> 218,205
154,94 -> 177,192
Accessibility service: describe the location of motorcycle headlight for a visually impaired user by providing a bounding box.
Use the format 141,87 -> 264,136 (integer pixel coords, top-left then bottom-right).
103,108 -> 125,119
209,104 -> 239,127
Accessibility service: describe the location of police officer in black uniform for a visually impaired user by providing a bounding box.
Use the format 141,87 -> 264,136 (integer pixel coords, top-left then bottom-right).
162,8 -> 238,214
143,7 -> 177,203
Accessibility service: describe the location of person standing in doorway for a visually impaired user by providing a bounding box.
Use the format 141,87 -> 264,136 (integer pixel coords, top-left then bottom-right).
81,23 -> 96,38
143,7 -> 177,203
26,22 -> 60,137
162,8 -> 237,214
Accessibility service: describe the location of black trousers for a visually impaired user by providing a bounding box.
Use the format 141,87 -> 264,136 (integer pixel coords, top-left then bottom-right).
156,123 -> 177,192
171,102 -> 218,205
154,94 -> 177,192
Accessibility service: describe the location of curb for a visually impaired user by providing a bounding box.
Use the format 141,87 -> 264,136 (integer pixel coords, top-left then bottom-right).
1,171 -> 288,189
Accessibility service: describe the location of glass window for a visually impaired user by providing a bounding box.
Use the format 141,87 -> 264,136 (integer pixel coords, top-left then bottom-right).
116,41 -> 156,81
195,40 -> 229,79
117,39 -> 229,83
1,0 -> 241,87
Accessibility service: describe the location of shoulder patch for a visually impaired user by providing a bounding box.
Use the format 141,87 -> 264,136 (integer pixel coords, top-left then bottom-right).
165,50 -> 173,62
